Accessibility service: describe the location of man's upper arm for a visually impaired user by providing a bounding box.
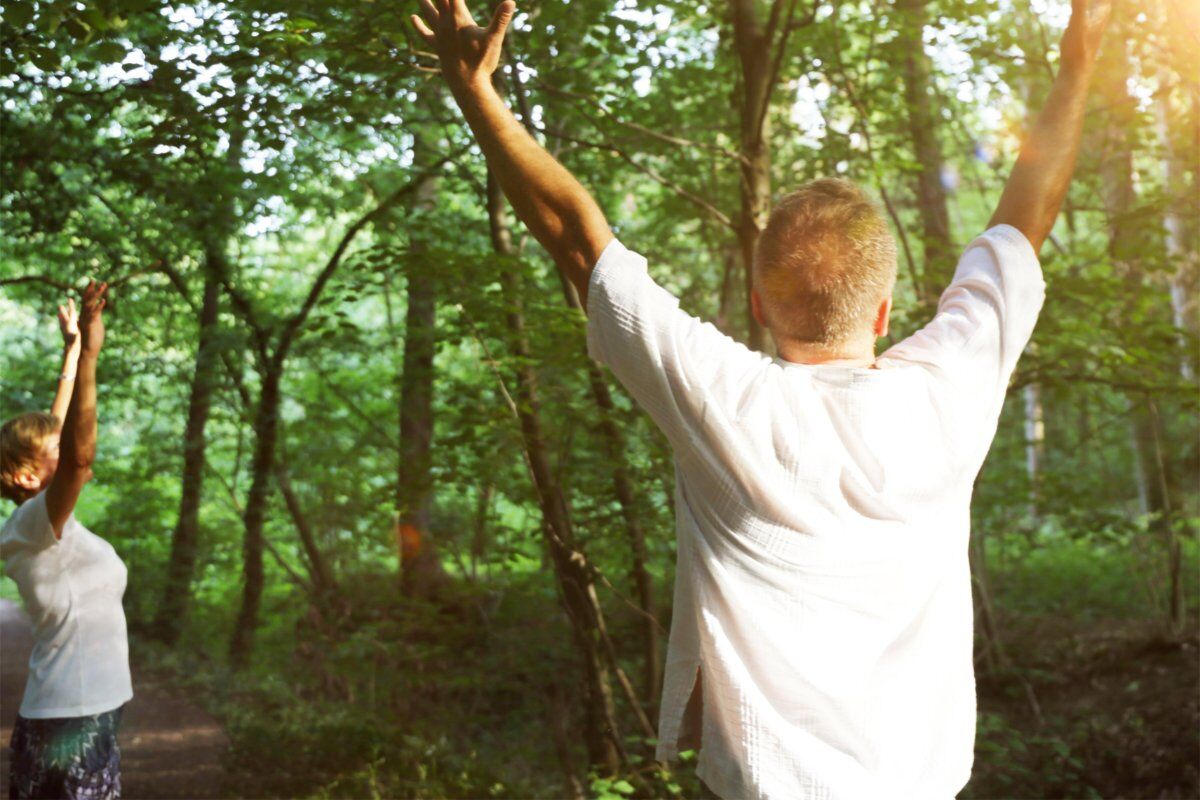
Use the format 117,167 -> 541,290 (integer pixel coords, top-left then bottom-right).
881,225 -> 1045,395
585,239 -> 766,448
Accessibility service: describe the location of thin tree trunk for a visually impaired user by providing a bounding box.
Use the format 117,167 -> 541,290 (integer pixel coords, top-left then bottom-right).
154,245 -> 222,645
229,362 -> 282,668
969,526 -> 1002,675
716,241 -> 741,336
588,367 -> 662,707
274,447 -> 338,598
1156,94 -> 1199,380
896,0 -> 955,305
470,483 -> 493,580
398,140 -> 446,600
554,272 -> 662,706
547,683 -> 587,800
546,271 -> 661,706
510,68 -> 662,705
730,0 -> 779,351
487,170 -> 624,774
1099,30 -> 1184,635
1023,382 -> 1044,520
223,163 -> 439,667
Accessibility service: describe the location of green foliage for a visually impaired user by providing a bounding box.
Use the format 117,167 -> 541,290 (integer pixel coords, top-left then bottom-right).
2,0 -> 1197,797
968,711 -> 1095,799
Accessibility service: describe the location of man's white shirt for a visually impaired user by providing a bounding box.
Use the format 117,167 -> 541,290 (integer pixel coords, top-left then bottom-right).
585,225 -> 1044,800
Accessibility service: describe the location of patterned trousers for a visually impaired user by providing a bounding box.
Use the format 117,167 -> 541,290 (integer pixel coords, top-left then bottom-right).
8,705 -> 123,800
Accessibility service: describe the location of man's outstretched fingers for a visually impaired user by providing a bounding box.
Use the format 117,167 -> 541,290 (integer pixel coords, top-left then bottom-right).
418,0 -> 440,27
452,0 -> 478,25
487,1 -> 515,41
411,14 -> 435,41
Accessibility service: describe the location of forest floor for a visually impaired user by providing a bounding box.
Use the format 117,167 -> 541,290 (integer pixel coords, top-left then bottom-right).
0,599 -> 230,799
964,613 -> 1200,799
2,582 -> 1195,799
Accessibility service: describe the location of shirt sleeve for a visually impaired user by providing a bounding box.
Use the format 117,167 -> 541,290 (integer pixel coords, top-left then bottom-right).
0,492 -> 63,558
586,239 -> 767,450
879,224 -> 1045,400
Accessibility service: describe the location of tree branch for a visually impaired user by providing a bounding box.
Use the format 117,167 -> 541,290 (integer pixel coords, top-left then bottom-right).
531,78 -> 750,165
539,125 -> 736,230
0,275 -> 74,291
273,153 -> 459,365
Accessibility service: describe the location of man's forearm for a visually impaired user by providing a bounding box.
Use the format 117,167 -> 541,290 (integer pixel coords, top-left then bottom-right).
452,78 -> 612,305
990,0 -> 1111,251
990,60 -> 1096,252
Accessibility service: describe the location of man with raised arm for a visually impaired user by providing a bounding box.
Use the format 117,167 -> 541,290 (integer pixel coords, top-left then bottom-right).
413,1 -> 1112,796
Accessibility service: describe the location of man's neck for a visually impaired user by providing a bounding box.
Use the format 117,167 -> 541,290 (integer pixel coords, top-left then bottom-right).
774,337 -> 877,368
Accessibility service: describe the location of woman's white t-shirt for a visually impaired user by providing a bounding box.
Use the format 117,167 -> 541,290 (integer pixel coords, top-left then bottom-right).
1,491 -> 133,718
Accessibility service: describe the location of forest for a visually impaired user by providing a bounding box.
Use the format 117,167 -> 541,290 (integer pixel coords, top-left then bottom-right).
1,0 -> 1197,797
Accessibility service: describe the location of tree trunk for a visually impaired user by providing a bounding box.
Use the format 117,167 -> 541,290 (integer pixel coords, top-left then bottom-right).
969,524 -> 1002,675
154,244 -> 223,646
509,64 -> 662,705
398,154 -> 446,600
274,448 -> 338,598
1098,31 -> 1184,634
1022,382 -> 1044,520
1129,399 -> 1181,628
547,681 -> 587,800
229,362 -> 282,668
1156,93 -> 1199,380
487,171 -> 624,774
896,0 -> 955,305
716,240 -> 741,336
546,270 -> 662,706
221,153 -> 416,666
730,0 -> 779,351
588,368 -> 662,707
470,483 -> 493,579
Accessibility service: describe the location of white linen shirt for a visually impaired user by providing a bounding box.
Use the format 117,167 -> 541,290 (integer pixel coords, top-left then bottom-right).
1,491 -> 133,718
585,225 -> 1044,800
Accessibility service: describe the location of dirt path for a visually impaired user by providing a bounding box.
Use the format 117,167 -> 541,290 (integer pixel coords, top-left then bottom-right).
1,599 -> 229,798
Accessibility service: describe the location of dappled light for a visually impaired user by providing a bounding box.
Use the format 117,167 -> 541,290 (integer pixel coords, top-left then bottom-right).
1,0 -> 1196,798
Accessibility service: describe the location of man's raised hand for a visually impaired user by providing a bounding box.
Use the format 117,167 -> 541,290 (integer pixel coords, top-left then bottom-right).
1061,0 -> 1113,68
987,0 -> 1111,251
79,281 -> 108,357
409,0 -> 611,299
411,0 -> 517,93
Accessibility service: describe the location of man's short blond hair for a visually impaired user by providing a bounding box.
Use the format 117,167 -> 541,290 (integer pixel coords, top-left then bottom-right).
1,412 -> 58,502
754,178 -> 898,346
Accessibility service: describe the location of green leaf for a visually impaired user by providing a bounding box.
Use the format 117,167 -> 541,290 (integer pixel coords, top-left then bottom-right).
5,1 -> 33,27
93,40 -> 126,63
31,47 -> 60,71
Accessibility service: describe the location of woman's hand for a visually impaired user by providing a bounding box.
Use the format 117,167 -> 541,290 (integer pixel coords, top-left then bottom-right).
411,0 -> 516,94
79,281 -> 108,358
58,298 -> 80,351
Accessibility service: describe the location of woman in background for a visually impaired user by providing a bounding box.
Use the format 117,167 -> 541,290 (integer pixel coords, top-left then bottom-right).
0,281 -> 132,800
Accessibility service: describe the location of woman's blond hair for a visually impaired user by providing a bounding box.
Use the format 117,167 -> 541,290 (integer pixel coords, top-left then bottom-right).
1,412 -> 59,502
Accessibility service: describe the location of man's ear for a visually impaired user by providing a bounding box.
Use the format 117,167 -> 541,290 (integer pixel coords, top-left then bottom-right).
874,296 -> 893,339
751,289 -> 768,328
